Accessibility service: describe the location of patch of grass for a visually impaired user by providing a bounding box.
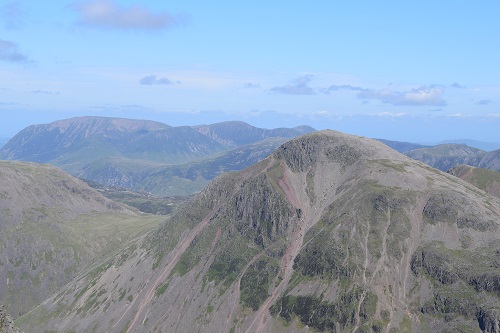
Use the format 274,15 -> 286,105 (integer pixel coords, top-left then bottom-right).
155,281 -> 169,297
240,257 -> 279,310
270,288 -> 364,332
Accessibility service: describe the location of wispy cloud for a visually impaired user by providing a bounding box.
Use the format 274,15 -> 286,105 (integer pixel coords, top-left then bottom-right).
0,39 -> 31,64
243,82 -> 260,89
139,75 -> 179,85
32,90 -> 60,95
1,2 -> 24,29
74,0 -> 184,31
271,75 -> 316,95
324,83 -> 446,106
358,86 -> 446,106
451,82 -> 466,89
323,84 -> 365,93
476,99 -> 493,105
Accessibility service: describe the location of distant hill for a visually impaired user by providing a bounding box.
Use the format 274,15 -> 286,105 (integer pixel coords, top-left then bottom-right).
376,138 -> 430,153
438,139 -> 500,151
193,121 -> 315,147
0,117 -> 228,174
405,144 -> 500,172
0,161 -> 164,317
18,130 -> 500,333
448,164 -> 500,199
137,137 -> 290,196
0,117 -> 315,196
405,144 -> 487,171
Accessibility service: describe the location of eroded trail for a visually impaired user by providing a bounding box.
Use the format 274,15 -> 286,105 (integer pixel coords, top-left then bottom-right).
124,206 -> 221,333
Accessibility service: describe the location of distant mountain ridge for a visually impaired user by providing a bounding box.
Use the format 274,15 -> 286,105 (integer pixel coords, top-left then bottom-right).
376,138 -> 430,153
0,117 -> 315,195
193,121 -> 315,147
405,144 -> 500,172
437,139 -> 500,151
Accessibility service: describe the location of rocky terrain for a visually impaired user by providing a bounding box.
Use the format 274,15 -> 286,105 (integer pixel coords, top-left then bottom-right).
0,304 -> 22,333
16,130 -> 500,333
0,161 -> 164,317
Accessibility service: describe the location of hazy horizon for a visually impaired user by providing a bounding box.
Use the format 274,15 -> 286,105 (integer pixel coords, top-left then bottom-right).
1,1 -> 499,143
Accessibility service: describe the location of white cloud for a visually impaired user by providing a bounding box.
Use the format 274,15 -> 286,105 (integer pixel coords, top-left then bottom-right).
74,0 -> 183,30
376,112 -> 406,117
357,86 -> 446,106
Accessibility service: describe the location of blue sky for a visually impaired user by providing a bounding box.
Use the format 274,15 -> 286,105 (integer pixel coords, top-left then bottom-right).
1,1 -> 499,143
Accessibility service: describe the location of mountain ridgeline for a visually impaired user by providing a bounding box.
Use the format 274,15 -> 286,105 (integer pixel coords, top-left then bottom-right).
17,130 -> 500,333
0,117 -> 316,196
404,144 -> 500,172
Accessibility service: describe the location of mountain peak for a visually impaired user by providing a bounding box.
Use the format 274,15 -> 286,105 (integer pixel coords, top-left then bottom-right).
274,130 -> 403,172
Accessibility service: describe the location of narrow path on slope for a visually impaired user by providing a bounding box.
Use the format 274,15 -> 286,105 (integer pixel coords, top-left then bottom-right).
124,205 -> 221,333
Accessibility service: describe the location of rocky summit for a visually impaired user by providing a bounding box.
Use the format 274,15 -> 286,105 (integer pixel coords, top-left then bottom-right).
14,130 -> 500,333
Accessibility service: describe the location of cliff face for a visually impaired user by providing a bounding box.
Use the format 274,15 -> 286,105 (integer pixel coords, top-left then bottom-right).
18,130 -> 500,333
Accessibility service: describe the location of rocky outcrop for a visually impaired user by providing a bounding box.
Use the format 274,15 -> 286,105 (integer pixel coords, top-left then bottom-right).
0,305 -> 22,333
479,308 -> 500,333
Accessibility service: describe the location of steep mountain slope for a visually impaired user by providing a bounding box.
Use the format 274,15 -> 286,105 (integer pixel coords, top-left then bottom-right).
448,164 -> 500,199
0,161 -> 164,317
18,131 -> 500,333
405,144 -> 487,171
193,121 -> 315,147
376,138 -> 429,153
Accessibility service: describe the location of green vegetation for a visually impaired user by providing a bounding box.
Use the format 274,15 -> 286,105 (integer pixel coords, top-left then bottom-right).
270,288 -> 366,331
155,281 -> 169,297
239,257 -> 279,310
293,231 -> 353,279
